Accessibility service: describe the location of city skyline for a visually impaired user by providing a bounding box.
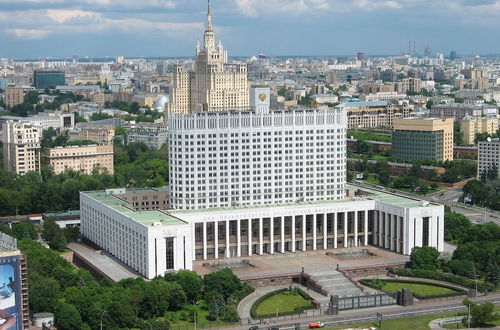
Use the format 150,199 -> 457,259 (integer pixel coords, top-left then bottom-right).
1,0 -> 500,58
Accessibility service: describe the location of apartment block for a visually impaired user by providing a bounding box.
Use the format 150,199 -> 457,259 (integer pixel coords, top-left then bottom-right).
478,138 -> 500,178
4,88 -> 24,108
336,101 -> 415,129
69,124 -> 115,144
127,123 -> 168,150
431,103 -> 498,119
392,117 -> 454,162
45,144 -> 114,174
2,120 -> 41,175
460,116 -> 499,145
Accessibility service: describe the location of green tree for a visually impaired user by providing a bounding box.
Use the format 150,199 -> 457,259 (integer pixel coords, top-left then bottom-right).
207,293 -> 226,321
42,218 -> 67,251
24,91 -> 39,105
175,270 -> 202,303
485,256 -> 500,287
454,121 -> 464,146
277,88 -> 287,97
54,301 -> 83,330
444,211 -> 471,242
355,139 -> 373,157
204,268 -> 242,301
463,299 -> 497,327
410,246 -> 440,270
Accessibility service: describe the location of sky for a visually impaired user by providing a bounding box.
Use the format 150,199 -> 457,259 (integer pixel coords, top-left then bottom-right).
0,0 -> 500,59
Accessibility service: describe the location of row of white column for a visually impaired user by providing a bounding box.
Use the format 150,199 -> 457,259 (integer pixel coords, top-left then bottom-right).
197,211 -> 370,260
373,211 -> 402,253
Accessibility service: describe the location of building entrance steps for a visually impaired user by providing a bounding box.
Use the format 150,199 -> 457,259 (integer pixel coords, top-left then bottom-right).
307,270 -> 363,303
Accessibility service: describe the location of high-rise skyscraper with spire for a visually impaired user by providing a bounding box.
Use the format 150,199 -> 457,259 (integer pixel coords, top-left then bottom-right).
166,1 -> 249,114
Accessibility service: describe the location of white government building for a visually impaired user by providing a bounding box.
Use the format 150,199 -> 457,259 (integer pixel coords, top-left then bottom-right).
81,104 -> 444,279
79,3 -> 444,280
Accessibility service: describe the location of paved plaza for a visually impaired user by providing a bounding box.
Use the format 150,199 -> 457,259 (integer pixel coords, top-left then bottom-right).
194,246 -> 409,279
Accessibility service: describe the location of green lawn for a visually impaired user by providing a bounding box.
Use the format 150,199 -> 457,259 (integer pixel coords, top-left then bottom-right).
363,176 -> 380,185
254,291 -> 313,317
373,154 -> 389,161
161,300 -> 237,329
362,279 -> 458,296
325,311 -> 462,330
325,307 -> 500,330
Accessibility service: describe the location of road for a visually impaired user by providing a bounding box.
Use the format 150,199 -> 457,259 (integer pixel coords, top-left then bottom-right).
352,182 -> 500,225
233,295 -> 500,330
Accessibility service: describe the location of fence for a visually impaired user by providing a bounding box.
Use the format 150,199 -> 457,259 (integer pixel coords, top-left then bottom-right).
337,292 -> 396,310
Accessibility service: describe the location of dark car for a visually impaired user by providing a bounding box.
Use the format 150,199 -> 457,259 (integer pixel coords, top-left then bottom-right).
268,327 -> 280,330
248,326 -> 259,330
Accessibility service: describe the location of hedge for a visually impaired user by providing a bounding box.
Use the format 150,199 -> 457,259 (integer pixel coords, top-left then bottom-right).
250,288 -> 314,319
390,268 -> 494,292
359,279 -> 467,300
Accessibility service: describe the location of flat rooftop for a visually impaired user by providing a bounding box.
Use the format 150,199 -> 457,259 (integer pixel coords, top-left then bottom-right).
84,191 -> 184,227
169,184 -> 434,216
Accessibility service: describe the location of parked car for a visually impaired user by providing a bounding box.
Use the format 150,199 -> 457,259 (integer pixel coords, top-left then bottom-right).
248,326 -> 259,330
309,321 -> 325,328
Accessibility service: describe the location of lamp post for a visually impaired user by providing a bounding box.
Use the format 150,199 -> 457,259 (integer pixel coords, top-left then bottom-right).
100,310 -> 107,330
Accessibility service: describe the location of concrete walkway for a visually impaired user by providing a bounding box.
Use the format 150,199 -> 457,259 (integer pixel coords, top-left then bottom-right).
237,283 -> 328,321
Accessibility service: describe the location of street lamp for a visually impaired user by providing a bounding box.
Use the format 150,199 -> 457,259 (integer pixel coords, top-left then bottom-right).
100,310 -> 107,330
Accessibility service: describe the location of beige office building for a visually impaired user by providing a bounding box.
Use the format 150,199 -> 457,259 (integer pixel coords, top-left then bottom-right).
45,144 -> 114,174
393,118 -> 454,162
2,120 -> 41,175
70,124 -> 115,144
460,116 -> 499,145
5,87 -> 24,108
166,4 -> 249,114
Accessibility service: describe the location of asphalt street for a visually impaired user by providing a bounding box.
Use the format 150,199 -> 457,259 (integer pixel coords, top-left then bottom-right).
232,294 -> 500,330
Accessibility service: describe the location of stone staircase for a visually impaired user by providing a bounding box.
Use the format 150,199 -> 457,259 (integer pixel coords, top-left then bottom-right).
307,270 -> 363,306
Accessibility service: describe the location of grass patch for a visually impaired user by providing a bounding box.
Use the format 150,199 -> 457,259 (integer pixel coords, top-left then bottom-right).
363,176 -> 380,185
325,311 -> 461,330
360,279 -> 465,298
253,289 -> 313,318
162,300 -> 237,329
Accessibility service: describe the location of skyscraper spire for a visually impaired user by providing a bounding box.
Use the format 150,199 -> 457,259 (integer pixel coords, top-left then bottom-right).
206,0 -> 212,32
203,0 -> 215,49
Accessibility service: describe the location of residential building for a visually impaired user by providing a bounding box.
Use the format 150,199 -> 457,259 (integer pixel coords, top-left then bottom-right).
127,123 -> 168,150
478,138 -> 500,178
336,101 -> 414,129
33,71 -> 65,89
0,112 -> 74,132
431,103 -> 498,119
45,144 -> 114,174
4,87 -> 24,108
359,92 -> 408,102
398,78 -> 421,94
166,3 -> 249,113
392,117 -> 454,162
69,124 -> 115,144
2,120 -> 41,175
460,116 -> 499,145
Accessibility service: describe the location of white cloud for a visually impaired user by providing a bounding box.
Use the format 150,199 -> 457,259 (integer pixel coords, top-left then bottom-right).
0,9 -> 202,39
5,29 -> 50,39
45,9 -> 100,23
234,0 -> 405,17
